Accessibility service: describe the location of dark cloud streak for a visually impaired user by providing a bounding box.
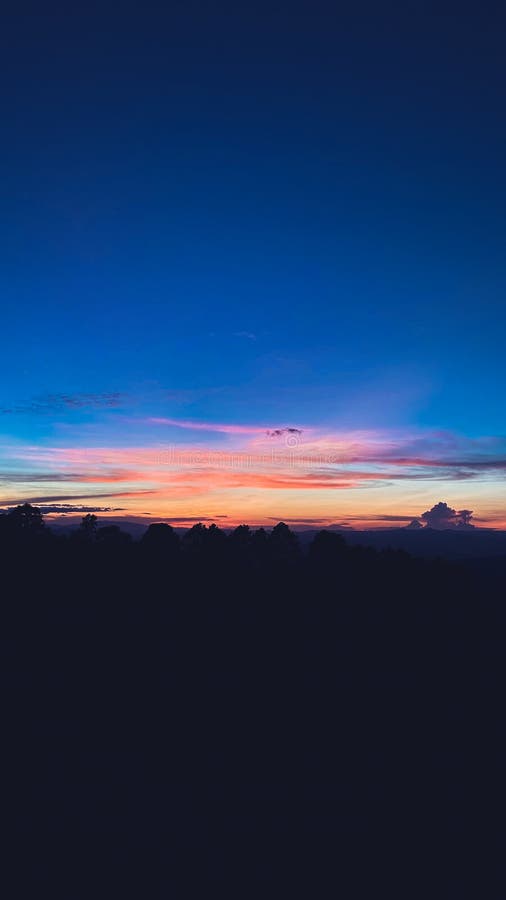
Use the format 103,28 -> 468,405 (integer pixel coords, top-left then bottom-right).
0,392 -> 125,416
0,490 -> 155,507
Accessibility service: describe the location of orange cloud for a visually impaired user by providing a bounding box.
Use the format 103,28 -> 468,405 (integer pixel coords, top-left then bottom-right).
2,427 -> 505,528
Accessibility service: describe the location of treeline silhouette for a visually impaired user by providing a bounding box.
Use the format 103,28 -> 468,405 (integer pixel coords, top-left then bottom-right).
4,504 -> 504,893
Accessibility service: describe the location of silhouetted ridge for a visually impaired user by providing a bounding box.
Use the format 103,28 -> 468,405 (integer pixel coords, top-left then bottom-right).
3,503 -> 505,890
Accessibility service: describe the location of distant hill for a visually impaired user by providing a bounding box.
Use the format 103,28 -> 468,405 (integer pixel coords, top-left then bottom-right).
296,527 -> 506,559
48,517 -> 506,560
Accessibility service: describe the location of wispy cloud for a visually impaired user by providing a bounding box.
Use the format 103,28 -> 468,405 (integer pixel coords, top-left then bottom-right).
147,417 -> 305,436
233,331 -> 257,341
0,392 -> 125,416
2,427 -> 506,527
0,490 -> 155,507
18,504 -> 126,514
0,472 -> 90,483
43,393 -> 124,409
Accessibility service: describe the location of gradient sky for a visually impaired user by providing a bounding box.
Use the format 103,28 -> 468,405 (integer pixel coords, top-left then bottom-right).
1,2 -> 505,527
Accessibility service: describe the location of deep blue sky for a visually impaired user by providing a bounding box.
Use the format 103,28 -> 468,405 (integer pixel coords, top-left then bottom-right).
2,0 -> 506,442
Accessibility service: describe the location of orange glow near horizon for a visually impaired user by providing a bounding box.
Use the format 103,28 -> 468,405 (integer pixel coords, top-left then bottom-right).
1,425 -> 505,529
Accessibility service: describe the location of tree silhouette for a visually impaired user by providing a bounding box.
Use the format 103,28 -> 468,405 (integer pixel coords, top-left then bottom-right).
5,503 -> 45,534
182,522 -> 208,554
3,496 -> 498,891
141,522 -> 180,554
268,521 -> 300,564
80,513 -> 98,540
96,524 -> 132,547
230,524 -> 252,548
206,523 -> 227,553
308,529 -> 346,565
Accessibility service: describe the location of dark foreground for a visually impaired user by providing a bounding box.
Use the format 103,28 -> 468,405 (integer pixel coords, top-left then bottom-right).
4,513 -> 506,894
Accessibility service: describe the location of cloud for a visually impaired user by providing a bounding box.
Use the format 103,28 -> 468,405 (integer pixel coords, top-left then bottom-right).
0,490 -> 155,507
0,392 -> 125,415
43,393 -> 124,409
148,417 -> 264,434
265,516 -> 350,527
150,515 -> 229,523
385,457 -> 506,472
148,417 -> 304,436
266,428 -> 303,439
233,331 -> 257,341
7,432 -> 506,499
1,429 -> 504,529
0,472 -> 89,483
420,501 -> 475,530
23,504 -> 126,514
363,514 -> 421,522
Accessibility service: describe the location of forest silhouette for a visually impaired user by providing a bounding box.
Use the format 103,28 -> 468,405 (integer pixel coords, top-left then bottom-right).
4,503 -> 504,891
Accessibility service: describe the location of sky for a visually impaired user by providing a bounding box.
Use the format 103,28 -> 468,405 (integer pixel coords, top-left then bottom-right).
1,1 -> 505,528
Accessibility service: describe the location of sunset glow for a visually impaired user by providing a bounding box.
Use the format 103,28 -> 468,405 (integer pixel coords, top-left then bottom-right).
2,2 -> 505,532
2,414 -> 505,528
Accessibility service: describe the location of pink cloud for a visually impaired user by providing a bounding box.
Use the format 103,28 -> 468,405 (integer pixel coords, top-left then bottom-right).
147,417 -> 281,435
1,427 -> 504,528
